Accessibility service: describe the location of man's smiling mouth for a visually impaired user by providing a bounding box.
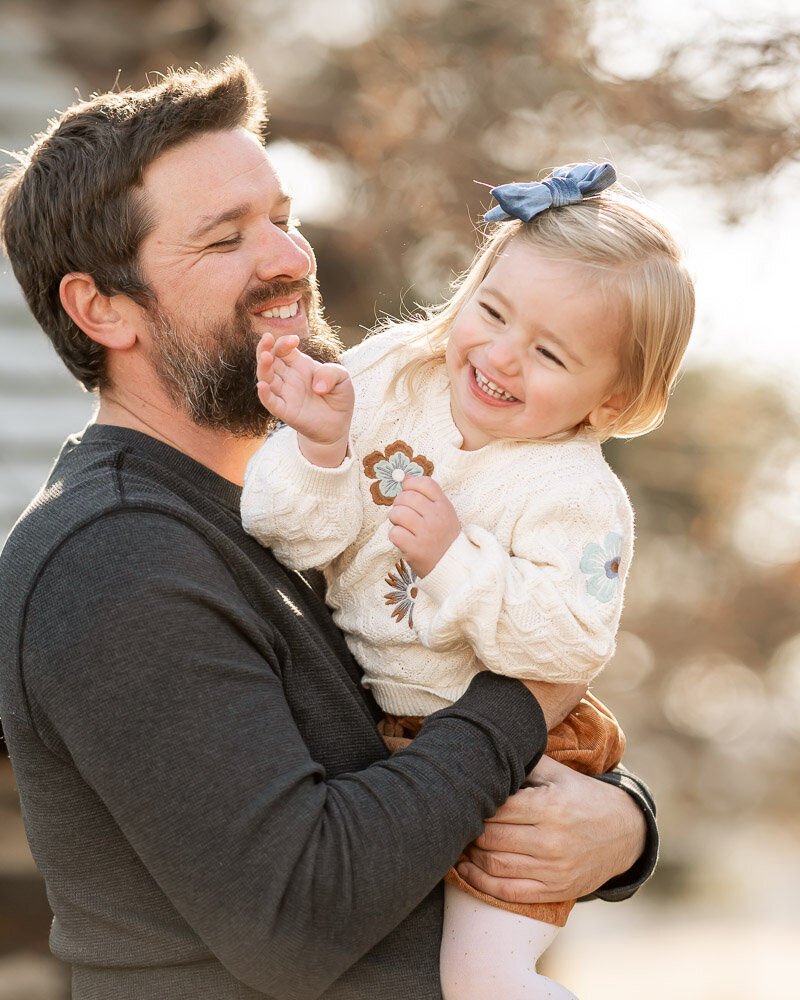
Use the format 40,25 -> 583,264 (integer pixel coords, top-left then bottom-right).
474,367 -> 518,402
258,301 -> 300,320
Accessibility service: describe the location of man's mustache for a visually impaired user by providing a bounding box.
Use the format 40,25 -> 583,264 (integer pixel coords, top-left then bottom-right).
239,277 -> 316,314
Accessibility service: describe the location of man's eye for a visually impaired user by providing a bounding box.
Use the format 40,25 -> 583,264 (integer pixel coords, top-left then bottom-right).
209,235 -> 242,249
272,216 -> 301,231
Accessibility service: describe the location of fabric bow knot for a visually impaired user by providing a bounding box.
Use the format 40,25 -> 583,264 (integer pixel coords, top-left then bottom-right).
483,162 -> 616,223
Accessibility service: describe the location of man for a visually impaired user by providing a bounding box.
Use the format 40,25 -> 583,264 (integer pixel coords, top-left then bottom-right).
0,58 -> 656,999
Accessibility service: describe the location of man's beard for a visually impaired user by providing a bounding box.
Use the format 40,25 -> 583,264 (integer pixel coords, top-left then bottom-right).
144,276 -> 342,437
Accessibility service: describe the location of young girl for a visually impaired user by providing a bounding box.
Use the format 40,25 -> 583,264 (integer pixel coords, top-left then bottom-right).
241,162 -> 695,1000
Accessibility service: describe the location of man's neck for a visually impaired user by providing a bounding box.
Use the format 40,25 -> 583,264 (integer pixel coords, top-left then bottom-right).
95,393 -> 265,486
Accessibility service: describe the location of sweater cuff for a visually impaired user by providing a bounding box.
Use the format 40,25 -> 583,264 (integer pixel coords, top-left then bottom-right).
283,431 -> 357,496
432,671 -> 548,778
580,765 -> 659,903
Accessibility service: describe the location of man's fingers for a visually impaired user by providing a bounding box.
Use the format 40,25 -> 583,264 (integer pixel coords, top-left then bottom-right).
453,859 -> 555,905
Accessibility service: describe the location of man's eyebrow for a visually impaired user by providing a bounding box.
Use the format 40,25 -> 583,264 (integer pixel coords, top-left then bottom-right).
187,193 -> 293,242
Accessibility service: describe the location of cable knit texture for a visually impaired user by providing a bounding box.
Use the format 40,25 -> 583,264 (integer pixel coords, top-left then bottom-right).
242,325 -> 634,716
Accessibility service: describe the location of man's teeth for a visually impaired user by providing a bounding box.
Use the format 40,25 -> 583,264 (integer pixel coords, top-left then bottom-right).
474,368 -> 518,401
260,301 -> 299,319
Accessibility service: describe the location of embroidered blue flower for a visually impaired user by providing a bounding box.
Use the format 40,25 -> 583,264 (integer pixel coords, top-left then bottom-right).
580,532 -> 623,603
384,559 -> 418,629
363,440 -> 434,507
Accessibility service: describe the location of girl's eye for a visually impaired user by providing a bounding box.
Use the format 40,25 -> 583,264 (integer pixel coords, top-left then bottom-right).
538,346 -> 565,368
481,302 -> 502,320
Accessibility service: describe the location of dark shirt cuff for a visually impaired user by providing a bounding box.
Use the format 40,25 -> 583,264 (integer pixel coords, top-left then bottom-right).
580,764 -> 659,902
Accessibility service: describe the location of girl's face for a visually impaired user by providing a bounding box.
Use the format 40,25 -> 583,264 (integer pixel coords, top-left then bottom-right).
445,242 -> 627,450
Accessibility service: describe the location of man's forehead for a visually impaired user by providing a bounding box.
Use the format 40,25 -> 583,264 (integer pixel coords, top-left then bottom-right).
141,128 -> 289,227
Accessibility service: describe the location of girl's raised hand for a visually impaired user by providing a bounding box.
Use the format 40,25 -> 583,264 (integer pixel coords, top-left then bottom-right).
256,333 -> 354,468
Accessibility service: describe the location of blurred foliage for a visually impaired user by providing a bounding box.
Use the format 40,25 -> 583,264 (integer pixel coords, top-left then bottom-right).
11,0 -> 800,328
3,0 -> 800,898
600,370 -> 800,888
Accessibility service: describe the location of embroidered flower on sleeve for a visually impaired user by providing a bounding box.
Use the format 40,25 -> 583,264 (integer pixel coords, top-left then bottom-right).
579,532 -> 623,603
362,440 -> 434,507
384,559 -> 418,629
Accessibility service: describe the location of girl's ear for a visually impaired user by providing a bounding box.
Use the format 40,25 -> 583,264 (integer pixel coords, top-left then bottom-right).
59,273 -> 138,350
586,390 -> 627,431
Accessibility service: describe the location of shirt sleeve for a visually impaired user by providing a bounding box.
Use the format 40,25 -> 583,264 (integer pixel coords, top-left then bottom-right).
242,424 -> 364,569
414,477 -> 634,684
22,511 -> 547,998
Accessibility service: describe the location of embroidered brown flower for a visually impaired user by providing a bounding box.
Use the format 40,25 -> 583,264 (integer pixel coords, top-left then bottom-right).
384,560 -> 419,629
362,440 -> 434,507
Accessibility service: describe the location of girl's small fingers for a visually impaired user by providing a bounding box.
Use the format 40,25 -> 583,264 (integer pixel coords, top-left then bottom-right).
312,363 -> 351,394
257,332 -> 276,352
256,385 -> 280,415
398,475 -> 441,500
272,334 -> 300,358
387,523 -> 414,551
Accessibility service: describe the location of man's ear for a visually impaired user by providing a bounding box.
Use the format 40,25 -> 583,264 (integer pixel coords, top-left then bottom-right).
59,273 -> 138,350
586,390 -> 627,431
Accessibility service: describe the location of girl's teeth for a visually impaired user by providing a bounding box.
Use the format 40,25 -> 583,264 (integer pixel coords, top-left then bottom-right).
474,368 -> 517,401
261,302 -> 299,319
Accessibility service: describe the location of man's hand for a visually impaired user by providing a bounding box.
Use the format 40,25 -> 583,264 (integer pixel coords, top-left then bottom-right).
455,756 -> 647,904
256,333 -> 353,467
387,476 -> 461,577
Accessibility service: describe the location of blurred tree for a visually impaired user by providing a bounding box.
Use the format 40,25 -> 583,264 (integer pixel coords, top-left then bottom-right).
7,0 -> 799,331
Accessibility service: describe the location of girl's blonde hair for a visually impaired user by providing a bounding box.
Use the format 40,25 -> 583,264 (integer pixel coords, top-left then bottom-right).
377,179 -> 695,442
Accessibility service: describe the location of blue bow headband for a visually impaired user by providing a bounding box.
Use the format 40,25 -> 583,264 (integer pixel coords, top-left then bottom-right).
483,162 -> 616,223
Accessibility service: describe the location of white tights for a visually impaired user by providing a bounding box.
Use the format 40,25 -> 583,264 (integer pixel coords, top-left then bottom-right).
440,883 -> 579,1000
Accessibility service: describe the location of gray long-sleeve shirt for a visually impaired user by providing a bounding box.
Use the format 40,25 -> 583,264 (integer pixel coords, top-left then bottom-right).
0,424 -> 656,999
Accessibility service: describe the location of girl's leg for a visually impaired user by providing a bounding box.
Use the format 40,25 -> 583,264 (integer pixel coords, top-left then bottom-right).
440,883 -> 579,1000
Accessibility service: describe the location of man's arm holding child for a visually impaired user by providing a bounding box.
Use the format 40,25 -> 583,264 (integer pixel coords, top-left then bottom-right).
463,756 -> 656,905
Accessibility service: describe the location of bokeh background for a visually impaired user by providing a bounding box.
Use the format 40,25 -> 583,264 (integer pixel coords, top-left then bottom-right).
1,1 -> 799,997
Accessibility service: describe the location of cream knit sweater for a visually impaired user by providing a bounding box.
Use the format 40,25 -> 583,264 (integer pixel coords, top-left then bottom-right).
242,326 -> 634,716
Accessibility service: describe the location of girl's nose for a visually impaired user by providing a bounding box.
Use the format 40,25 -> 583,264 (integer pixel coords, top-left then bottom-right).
485,335 -> 520,376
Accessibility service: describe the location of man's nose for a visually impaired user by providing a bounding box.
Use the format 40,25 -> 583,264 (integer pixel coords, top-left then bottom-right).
254,225 -> 314,283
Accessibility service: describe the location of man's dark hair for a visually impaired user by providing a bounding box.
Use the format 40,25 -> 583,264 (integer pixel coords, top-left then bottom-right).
0,57 -> 268,391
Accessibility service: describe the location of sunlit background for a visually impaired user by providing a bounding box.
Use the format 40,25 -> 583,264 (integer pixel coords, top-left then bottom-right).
1,1 -> 799,998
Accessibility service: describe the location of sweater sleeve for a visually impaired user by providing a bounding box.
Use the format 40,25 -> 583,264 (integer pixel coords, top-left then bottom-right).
414,475 -> 634,684
242,424 -> 363,569
22,512 -> 547,999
